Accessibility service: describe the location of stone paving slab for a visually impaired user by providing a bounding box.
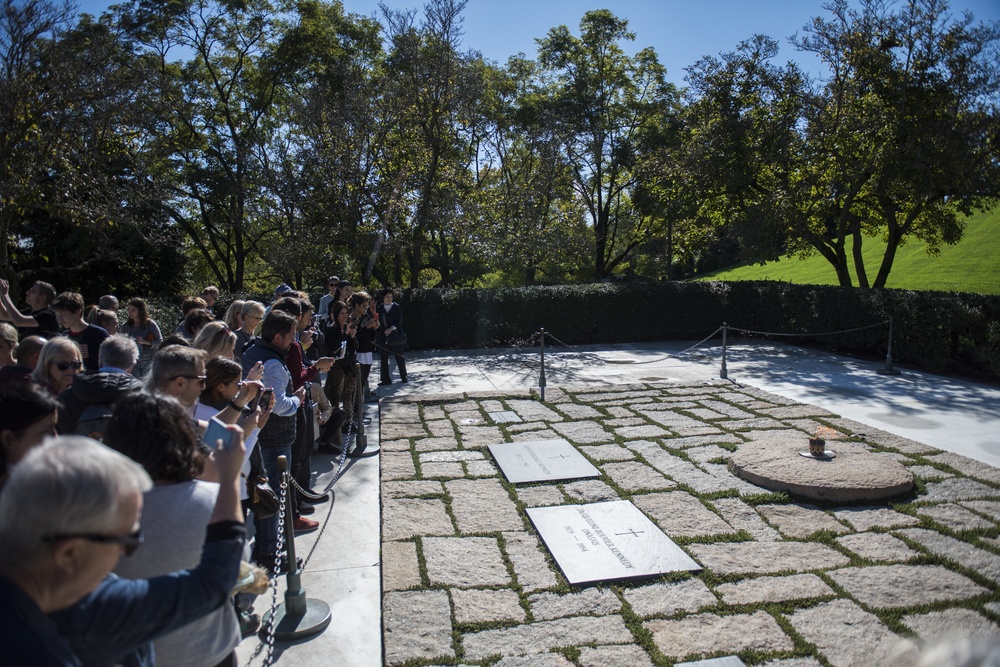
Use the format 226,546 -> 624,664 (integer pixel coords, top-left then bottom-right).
621,578 -> 717,618
831,506 -> 921,531
917,502 -> 997,530
462,615 -> 633,660
447,478 -> 524,533
786,599 -> 918,667
689,541 -> 850,575
757,503 -> 849,537
382,498 -> 454,540
599,461 -> 676,491
711,497 -> 781,541
528,588 -> 621,620
423,536 -> 511,588
502,531 -> 560,592
895,527 -> 1000,583
828,565 -> 988,608
645,610 -> 794,660
451,588 -> 526,625
382,540 -> 422,591
835,532 -> 920,562
715,573 -> 835,605
383,590 -> 454,665
901,607 -> 1000,644
632,491 -> 735,538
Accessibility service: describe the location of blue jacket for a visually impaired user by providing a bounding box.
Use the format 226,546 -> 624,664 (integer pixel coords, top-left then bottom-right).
0,522 -> 244,667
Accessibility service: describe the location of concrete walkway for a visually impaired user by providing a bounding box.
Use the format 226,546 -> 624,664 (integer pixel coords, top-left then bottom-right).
236,341 -> 1000,666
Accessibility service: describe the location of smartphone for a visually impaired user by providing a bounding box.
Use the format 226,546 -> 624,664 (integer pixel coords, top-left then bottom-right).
203,416 -> 235,451
246,386 -> 265,412
259,387 -> 274,409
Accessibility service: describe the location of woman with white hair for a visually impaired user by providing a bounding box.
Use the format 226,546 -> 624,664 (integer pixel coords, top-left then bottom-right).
0,432 -> 245,666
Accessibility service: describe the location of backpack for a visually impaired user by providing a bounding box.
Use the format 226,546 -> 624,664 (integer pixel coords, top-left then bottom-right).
75,402 -> 116,441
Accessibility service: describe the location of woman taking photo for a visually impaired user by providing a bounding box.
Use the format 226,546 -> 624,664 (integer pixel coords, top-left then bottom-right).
120,298 -> 162,377
104,391 -> 243,667
30,337 -> 83,395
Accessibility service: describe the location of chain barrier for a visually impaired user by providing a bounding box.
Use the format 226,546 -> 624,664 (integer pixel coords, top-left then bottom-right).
728,320 -> 887,338
255,473 -> 289,667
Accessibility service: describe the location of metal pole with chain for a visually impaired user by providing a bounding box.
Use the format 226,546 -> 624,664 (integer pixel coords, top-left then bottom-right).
260,456 -> 331,641
877,317 -> 901,376
353,362 -> 367,455
538,328 -> 546,402
720,322 -> 728,379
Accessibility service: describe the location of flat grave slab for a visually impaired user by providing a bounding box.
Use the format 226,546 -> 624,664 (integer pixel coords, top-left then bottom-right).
488,411 -> 522,424
526,500 -> 701,585
488,439 -> 600,484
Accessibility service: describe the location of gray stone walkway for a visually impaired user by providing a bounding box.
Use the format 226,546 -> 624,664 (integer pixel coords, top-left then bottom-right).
380,381 -> 1000,666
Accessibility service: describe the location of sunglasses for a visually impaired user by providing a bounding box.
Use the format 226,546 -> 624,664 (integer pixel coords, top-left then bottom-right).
55,360 -> 83,371
43,528 -> 144,557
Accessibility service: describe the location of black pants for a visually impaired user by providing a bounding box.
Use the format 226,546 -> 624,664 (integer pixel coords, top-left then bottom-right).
380,344 -> 407,383
291,401 -> 315,509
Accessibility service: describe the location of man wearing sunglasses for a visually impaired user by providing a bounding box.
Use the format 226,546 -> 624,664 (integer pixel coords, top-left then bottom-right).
0,432 -> 246,666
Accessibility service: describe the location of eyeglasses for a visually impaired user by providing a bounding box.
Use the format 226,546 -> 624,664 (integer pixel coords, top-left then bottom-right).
171,374 -> 207,385
43,528 -> 144,557
55,360 -> 83,371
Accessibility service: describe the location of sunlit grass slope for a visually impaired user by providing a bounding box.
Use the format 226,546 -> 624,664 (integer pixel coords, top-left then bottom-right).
695,207 -> 1000,295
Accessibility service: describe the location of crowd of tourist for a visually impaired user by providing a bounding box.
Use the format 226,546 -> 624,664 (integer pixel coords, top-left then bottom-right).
0,277 -> 407,666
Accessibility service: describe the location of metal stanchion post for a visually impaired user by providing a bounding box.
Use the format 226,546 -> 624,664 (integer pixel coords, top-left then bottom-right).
720,322 -> 728,379
353,362 -> 367,455
877,317 -> 901,376
261,456 -> 331,640
539,328 -> 546,402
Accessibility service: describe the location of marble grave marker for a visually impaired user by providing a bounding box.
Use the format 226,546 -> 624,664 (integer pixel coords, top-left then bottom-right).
526,500 -> 701,585
488,439 -> 599,484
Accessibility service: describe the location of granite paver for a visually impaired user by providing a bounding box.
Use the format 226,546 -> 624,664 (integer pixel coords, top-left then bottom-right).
645,611 -> 794,660
632,491 -> 735,538
422,536 -> 511,588
621,578 -> 717,618
462,616 -> 633,660
828,565 -> 988,608
689,541 -> 849,575
383,590 -> 454,666
714,573 -> 835,605
834,532 -> 919,562
901,608 -> 1000,644
787,599 -> 918,667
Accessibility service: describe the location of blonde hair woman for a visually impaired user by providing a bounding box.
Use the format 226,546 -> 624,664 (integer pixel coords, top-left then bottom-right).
30,338 -> 82,395
192,321 -> 237,360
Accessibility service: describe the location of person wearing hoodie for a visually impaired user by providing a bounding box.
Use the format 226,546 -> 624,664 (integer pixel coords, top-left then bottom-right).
57,336 -> 143,440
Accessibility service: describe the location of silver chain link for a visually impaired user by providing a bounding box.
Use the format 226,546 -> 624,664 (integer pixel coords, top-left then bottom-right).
256,474 -> 288,667
729,320 -> 888,338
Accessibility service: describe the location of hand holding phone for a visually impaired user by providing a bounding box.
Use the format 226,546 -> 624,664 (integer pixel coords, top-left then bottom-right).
203,416 -> 237,450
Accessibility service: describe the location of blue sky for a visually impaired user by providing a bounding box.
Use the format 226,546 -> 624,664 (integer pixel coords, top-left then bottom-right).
77,0 -> 1000,87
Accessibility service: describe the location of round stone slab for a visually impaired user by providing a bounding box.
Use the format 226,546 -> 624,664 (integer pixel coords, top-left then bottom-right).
730,438 -> 913,502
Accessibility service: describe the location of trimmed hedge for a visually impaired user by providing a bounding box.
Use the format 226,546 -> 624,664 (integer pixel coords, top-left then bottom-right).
398,282 -> 1000,382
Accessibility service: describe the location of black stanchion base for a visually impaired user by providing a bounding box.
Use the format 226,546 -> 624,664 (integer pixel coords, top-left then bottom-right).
876,367 -> 902,376
261,599 -> 332,641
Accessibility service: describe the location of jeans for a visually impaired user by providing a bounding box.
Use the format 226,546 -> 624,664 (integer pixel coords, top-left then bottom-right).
255,443 -> 292,561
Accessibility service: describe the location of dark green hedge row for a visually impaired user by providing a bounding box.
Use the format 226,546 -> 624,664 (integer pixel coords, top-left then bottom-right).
397,282 -> 1000,382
